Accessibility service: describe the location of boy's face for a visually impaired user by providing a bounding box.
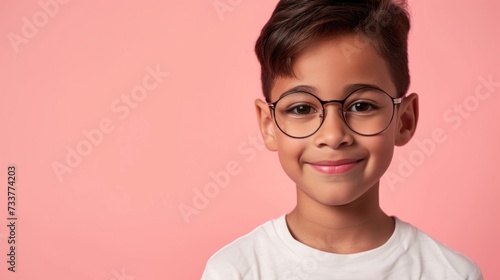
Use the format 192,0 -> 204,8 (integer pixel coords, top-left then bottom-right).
255,34 -> 418,207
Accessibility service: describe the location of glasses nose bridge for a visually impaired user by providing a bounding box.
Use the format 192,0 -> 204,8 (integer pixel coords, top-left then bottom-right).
320,99 -> 345,118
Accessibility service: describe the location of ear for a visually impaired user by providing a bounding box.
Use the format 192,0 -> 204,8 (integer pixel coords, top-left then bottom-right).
255,99 -> 278,151
395,93 -> 419,146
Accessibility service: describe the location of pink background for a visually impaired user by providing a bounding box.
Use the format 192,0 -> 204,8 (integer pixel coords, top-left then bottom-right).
0,0 -> 499,279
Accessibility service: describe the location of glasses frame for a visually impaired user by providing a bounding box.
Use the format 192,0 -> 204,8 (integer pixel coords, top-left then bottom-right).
267,87 -> 405,138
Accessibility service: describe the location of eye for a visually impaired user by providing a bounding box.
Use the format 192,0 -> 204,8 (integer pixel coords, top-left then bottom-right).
348,102 -> 376,112
286,104 -> 317,115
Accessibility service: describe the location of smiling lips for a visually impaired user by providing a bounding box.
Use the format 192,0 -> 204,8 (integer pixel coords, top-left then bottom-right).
308,159 -> 362,175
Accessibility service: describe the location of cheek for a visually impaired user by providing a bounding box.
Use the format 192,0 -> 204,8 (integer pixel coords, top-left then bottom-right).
276,136 -> 304,159
361,134 -> 395,173
275,136 -> 306,175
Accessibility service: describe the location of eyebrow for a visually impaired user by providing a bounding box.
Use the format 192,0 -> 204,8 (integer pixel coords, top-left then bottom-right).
344,83 -> 385,94
279,85 -> 318,97
278,83 -> 386,99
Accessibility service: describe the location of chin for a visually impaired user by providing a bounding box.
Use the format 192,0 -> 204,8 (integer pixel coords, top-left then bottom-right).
299,183 -> 374,207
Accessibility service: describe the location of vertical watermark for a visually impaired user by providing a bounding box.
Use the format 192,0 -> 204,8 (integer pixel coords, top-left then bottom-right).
5,166 -> 18,272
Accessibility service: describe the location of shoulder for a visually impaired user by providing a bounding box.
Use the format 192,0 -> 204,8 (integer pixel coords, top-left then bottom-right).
201,216 -> 284,279
396,218 -> 483,279
207,216 -> 280,261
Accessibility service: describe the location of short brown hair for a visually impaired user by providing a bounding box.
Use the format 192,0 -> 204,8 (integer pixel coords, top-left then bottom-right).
255,0 -> 411,101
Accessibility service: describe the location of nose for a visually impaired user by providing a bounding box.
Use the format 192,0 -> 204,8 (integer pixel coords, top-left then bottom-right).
312,103 -> 354,149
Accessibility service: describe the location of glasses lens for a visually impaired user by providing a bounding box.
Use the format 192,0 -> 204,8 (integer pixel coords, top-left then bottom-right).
343,89 -> 395,135
273,92 -> 323,138
272,89 -> 396,138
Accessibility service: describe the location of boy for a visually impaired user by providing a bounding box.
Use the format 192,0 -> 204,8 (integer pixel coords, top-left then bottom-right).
202,0 -> 483,279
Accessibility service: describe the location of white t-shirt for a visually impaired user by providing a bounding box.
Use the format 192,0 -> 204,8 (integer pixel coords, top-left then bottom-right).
201,215 -> 482,279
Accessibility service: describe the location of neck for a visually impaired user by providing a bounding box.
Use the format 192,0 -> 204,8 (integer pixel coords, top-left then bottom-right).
286,183 -> 394,254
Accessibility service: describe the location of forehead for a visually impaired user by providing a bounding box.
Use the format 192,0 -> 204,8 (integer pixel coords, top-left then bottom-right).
272,34 -> 396,100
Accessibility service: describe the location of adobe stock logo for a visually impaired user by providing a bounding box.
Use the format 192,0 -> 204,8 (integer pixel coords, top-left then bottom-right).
110,267 -> 135,280
383,75 -> 500,190
7,0 -> 70,54
51,65 -> 169,182
178,133 -> 265,224
341,5 -> 401,63
213,0 -> 244,21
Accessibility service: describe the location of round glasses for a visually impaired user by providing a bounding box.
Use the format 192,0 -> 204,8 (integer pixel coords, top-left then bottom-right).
268,87 -> 404,138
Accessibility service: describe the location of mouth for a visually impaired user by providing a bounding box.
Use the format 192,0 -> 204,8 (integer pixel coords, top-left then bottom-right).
307,159 -> 363,175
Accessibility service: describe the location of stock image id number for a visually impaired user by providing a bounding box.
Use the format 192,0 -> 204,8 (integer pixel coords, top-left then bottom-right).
7,165 -> 17,272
